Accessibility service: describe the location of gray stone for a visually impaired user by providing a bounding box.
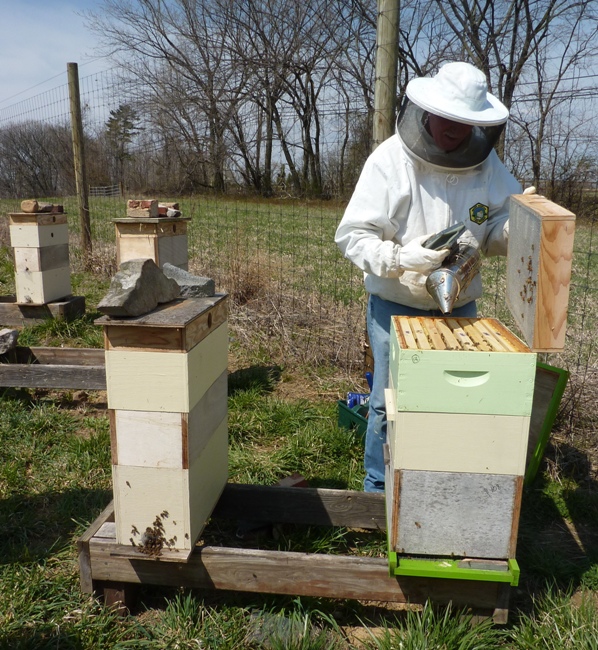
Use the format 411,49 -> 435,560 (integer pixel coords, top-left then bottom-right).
162,263 -> 215,298
0,328 -> 19,355
97,258 -> 180,317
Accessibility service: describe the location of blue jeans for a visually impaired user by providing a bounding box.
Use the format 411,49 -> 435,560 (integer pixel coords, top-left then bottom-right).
363,295 -> 478,493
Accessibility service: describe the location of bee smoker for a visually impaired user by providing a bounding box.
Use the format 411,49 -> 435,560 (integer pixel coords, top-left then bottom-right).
425,243 -> 481,314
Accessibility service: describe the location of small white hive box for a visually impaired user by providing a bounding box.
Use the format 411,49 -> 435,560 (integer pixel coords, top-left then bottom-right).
9,211 -> 72,305
386,316 -> 536,561
114,200 -> 189,270
97,295 -> 228,558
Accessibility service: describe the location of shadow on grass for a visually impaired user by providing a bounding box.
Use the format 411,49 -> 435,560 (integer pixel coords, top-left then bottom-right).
516,441 -> 598,612
0,487 -> 112,564
228,364 -> 282,395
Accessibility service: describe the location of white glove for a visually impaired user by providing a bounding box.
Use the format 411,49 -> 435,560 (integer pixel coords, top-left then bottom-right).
398,234 -> 451,275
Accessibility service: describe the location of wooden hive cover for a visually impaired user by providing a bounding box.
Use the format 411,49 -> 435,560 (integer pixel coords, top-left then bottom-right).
506,194 -> 575,352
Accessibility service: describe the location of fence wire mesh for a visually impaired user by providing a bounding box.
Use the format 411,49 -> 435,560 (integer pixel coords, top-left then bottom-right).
0,65 -> 597,452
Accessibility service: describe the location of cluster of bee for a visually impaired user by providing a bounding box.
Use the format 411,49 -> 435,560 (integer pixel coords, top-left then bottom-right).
130,510 -> 178,557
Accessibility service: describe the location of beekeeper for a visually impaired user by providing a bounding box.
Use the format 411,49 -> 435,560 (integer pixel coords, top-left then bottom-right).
335,61 -> 522,493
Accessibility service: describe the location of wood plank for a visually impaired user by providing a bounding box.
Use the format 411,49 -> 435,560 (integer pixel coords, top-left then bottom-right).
421,318 -> 446,350
445,318 -> 476,351
0,363 -> 106,389
9,346 -> 104,366
0,295 -> 85,328
471,320 -> 509,352
459,320 -> 493,352
434,319 -> 460,350
393,316 -> 417,349
212,484 -> 387,530
77,501 -> 116,594
105,325 -> 185,352
87,536 -> 506,611
157,234 -> 188,268
409,317 -> 432,350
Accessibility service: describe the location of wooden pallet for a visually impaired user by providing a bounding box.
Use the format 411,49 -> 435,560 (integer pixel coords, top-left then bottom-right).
78,484 -> 511,623
0,295 -> 85,328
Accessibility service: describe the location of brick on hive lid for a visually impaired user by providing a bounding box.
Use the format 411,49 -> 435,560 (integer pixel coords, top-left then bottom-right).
127,199 -> 159,218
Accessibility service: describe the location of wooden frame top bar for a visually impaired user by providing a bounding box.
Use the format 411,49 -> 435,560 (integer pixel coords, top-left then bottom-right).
392,317 -> 531,353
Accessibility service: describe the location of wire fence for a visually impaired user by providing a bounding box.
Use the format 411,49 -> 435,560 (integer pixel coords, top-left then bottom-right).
0,65 -> 597,448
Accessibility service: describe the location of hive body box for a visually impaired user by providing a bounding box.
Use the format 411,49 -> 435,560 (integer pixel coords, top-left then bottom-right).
98,295 -> 228,557
506,194 -> 575,351
386,316 -> 536,560
114,218 -> 190,270
9,212 -> 72,304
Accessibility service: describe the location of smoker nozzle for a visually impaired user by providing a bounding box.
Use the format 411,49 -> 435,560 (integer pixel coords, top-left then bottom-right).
426,244 -> 482,314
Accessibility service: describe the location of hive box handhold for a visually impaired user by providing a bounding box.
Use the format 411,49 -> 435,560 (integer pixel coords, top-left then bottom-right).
98,258 -> 180,317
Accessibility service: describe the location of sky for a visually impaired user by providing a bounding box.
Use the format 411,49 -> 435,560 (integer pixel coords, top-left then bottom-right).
0,0 -> 111,108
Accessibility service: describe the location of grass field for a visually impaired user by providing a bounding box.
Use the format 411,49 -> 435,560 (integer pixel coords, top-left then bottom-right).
0,196 -> 597,648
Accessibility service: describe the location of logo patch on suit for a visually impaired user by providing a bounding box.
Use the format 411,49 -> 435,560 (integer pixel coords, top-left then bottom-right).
469,203 -> 489,225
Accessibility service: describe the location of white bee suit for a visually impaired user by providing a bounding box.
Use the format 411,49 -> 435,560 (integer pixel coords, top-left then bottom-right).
335,132 -> 522,311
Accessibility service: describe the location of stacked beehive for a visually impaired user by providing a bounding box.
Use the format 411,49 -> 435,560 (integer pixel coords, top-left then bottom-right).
114,199 -> 190,270
99,295 -> 228,557
385,316 -> 536,574
9,202 -> 71,304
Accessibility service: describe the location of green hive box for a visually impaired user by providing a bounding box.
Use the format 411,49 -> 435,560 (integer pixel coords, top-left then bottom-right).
386,315 -> 536,563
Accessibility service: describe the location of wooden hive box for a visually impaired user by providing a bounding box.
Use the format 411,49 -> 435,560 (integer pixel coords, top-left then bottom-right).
114,217 -> 190,270
9,212 -> 72,304
97,295 -> 228,558
506,194 -> 575,351
386,316 -> 536,560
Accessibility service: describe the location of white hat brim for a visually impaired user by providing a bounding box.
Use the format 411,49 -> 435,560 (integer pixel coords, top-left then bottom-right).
406,77 -> 509,126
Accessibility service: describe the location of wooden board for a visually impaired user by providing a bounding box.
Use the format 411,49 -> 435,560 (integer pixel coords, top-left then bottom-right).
507,194 -> 575,351
392,470 -> 522,559
0,295 -> 85,328
78,491 -> 510,623
157,234 -> 188,269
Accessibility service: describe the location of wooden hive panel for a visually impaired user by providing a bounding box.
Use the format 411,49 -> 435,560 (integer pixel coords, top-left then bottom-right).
112,422 -> 228,552
9,220 -> 69,249
15,266 -> 72,304
14,243 -> 70,274
389,317 -> 536,416
506,194 -> 575,351
157,234 -> 188,269
111,370 -> 228,469
388,408 -> 530,475
388,468 -> 522,559
105,321 -> 228,413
